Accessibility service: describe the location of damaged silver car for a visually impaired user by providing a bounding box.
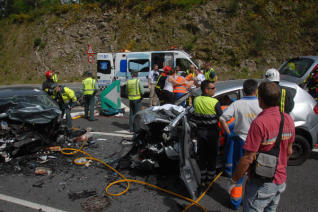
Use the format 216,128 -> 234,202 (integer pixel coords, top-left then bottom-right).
0,87 -> 85,162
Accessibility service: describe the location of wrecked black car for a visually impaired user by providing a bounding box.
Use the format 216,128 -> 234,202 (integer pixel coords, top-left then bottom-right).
124,102 -> 202,200
0,87 -> 84,162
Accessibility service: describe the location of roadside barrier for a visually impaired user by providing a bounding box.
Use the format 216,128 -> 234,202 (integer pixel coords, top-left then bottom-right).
60,138 -> 222,212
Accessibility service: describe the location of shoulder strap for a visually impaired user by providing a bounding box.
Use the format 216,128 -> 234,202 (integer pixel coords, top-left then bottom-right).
268,112 -> 285,156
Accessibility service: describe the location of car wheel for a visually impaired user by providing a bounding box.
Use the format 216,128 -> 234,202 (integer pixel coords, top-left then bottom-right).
288,135 -> 311,166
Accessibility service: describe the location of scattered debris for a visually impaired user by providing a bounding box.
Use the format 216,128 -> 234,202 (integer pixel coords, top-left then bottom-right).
35,167 -> 52,175
68,190 -> 97,201
81,195 -> 111,212
48,146 -> 61,152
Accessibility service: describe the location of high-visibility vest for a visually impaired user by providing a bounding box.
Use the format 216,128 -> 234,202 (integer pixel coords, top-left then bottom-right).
173,76 -> 187,94
52,74 -> 58,83
82,77 -> 96,95
205,67 -> 216,82
55,86 -> 77,104
280,88 -> 286,113
218,105 -> 235,146
128,78 -> 141,100
194,96 -> 218,115
186,69 -> 195,76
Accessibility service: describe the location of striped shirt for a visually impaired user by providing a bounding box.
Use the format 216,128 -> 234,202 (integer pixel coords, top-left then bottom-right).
244,106 -> 295,184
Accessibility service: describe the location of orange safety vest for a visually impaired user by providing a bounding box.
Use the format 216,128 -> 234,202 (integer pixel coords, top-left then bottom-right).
218,105 -> 235,146
173,76 -> 187,94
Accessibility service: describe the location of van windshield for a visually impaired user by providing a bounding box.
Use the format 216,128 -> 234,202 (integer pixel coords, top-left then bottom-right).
279,58 -> 314,78
128,59 -> 150,72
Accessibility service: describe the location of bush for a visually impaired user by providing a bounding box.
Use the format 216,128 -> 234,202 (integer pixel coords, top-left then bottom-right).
33,38 -> 41,48
9,13 -> 31,23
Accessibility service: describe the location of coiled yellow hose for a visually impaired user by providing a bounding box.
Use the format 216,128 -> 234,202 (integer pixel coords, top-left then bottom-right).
60,138 -> 223,212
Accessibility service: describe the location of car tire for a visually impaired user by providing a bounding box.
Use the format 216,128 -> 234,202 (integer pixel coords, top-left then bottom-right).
288,134 -> 311,166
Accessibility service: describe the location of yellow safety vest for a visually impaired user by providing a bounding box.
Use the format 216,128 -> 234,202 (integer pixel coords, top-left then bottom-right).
82,77 -> 96,95
205,67 -> 216,82
52,74 -> 58,83
55,87 -> 77,104
194,96 -> 218,115
128,78 -> 141,100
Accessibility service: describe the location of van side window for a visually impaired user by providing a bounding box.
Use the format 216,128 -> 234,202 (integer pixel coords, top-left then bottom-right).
97,60 -> 111,74
128,59 -> 150,72
176,58 -> 192,72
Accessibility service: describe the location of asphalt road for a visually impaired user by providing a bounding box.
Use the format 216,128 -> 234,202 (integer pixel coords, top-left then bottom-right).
0,92 -> 318,211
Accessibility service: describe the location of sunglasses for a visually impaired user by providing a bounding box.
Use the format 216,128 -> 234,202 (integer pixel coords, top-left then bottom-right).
207,87 -> 215,90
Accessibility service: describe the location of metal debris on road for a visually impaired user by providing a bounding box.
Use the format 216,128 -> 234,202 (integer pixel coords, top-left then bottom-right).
34,167 -> 52,175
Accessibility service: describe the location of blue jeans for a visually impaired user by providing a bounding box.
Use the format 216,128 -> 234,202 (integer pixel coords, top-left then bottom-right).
243,178 -> 286,212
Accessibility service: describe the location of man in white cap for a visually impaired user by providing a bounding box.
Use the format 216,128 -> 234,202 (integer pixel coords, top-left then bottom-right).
264,68 -> 294,114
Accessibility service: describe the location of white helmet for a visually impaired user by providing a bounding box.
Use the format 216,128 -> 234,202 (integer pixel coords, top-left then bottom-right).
264,68 -> 280,82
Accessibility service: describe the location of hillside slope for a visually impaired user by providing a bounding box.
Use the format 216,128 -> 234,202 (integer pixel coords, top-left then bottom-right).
0,0 -> 317,84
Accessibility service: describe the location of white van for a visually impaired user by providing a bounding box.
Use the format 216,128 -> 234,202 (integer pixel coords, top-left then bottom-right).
96,50 -> 198,91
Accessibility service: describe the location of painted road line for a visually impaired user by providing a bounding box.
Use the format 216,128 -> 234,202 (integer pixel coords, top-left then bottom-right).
0,193 -> 65,212
89,131 -> 133,138
115,130 -> 132,135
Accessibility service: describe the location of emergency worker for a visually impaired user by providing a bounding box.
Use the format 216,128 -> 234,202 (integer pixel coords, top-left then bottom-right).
186,64 -> 196,76
173,66 -> 193,107
204,63 -> 217,83
161,66 -> 184,104
42,70 -> 56,99
192,80 -> 227,185
53,85 -> 77,129
81,71 -> 99,121
219,79 -> 262,210
126,70 -> 144,132
52,71 -> 59,83
264,68 -> 294,113
303,67 -> 318,102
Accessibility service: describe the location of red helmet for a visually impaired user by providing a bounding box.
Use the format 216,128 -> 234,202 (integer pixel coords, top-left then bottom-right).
163,65 -> 172,73
46,70 -> 53,79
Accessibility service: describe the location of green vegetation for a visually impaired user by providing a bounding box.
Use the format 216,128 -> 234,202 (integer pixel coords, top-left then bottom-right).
0,0 -> 317,83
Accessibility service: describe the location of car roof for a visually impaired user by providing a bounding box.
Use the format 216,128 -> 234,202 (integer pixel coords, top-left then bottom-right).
0,87 -> 44,98
214,79 -> 246,95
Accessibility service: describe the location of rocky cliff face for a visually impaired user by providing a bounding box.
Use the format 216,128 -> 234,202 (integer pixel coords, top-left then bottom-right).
0,1 -> 317,84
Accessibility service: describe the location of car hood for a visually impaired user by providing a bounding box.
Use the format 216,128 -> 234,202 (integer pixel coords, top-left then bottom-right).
0,99 -> 62,124
280,74 -> 303,85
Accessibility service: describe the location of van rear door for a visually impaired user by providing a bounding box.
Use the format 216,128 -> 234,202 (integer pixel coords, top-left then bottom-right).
97,53 -> 114,88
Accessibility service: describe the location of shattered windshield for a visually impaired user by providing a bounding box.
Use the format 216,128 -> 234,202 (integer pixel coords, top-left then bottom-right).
279,58 -> 314,78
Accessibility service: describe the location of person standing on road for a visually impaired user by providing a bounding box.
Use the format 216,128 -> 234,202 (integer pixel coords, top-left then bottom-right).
148,64 -> 160,106
126,70 -> 144,132
204,63 -> 217,83
81,71 -> 99,121
53,85 -> 78,129
219,79 -> 262,210
230,81 -> 295,212
264,68 -> 294,113
161,66 -> 184,105
42,70 -> 56,99
173,66 -> 193,107
192,80 -> 227,185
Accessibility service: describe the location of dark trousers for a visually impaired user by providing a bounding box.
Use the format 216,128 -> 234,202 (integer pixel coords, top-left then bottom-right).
197,127 -> 219,180
84,95 -> 95,119
61,104 -> 72,129
160,90 -> 175,105
129,99 -> 142,132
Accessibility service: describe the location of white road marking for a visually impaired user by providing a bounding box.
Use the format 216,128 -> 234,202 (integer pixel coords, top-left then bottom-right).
89,131 -> 133,138
312,148 -> 318,152
0,193 -> 65,212
115,130 -> 132,135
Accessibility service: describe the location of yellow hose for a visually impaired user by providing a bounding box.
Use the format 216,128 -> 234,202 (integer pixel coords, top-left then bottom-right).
60,139 -> 223,212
